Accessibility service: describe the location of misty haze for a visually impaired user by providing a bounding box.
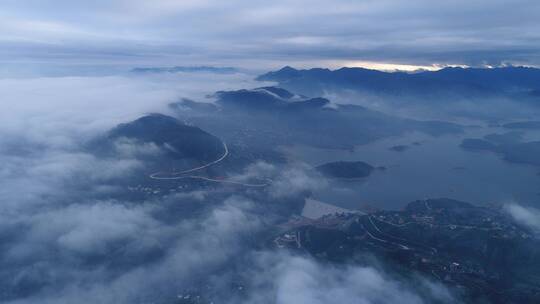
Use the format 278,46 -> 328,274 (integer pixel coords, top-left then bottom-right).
1,1 -> 540,304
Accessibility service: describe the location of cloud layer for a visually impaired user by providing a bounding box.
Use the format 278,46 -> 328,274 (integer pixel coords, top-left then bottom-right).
243,253 -> 456,304
0,71 -> 461,303
1,0 -> 540,75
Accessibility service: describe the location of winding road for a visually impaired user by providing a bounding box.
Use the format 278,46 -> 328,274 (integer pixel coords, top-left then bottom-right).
149,141 -> 229,179
149,141 -> 271,187
363,215 -> 438,254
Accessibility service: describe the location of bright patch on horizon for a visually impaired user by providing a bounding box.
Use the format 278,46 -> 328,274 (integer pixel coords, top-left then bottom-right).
341,61 -> 468,72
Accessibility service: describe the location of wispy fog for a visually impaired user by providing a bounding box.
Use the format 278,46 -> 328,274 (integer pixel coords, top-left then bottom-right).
505,203 -> 540,231
0,72 -> 457,303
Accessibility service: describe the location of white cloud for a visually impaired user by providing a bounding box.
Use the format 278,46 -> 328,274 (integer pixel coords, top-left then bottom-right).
2,196 -> 262,304
9,201 -> 160,258
0,72 -> 256,215
232,161 -> 327,198
243,252 -> 456,304
269,165 -> 327,199
0,62 -> 462,303
505,203 -> 540,231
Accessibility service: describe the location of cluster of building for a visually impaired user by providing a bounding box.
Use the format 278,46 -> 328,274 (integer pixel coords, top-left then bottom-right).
126,184 -> 192,195
274,232 -> 301,249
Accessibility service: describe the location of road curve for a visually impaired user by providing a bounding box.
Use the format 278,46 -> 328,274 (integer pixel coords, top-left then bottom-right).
149,141 -> 229,179
148,140 -> 272,188
151,175 -> 272,187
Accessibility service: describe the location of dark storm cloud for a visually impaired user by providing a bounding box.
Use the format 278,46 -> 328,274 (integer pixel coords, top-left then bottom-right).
1,0 -> 539,72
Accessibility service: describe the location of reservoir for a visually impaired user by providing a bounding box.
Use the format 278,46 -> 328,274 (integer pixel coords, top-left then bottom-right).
281,127 -> 540,210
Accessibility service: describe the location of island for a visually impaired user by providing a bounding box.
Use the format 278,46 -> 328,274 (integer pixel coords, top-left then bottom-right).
316,161 -> 375,179
389,144 -> 409,152
503,121 -> 540,130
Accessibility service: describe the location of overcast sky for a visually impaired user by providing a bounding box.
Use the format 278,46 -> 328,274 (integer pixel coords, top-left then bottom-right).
1,0 -> 540,74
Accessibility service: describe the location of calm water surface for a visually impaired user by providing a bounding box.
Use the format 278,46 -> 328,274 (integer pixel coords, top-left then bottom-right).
281,127 -> 540,210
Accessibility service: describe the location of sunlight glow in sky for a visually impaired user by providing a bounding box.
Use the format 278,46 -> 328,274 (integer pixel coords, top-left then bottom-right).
318,60 -> 469,72
1,0 -> 540,76
341,61 -> 450,72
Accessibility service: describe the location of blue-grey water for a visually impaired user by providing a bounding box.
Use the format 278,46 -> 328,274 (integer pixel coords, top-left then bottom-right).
281,127 -> 540,210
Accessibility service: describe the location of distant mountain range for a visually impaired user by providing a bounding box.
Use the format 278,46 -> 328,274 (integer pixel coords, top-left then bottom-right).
257,66 -> 540,100
214,87 -> 329,111
171,86 -> 463,150
131,66 -> 238,74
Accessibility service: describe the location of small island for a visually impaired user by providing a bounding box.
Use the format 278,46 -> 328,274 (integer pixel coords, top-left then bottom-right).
316,161 -> 375,179
503,121 -> 540,130
460,136 -> 540,166
389,145 -> 409,152
460,138 -> 498,151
